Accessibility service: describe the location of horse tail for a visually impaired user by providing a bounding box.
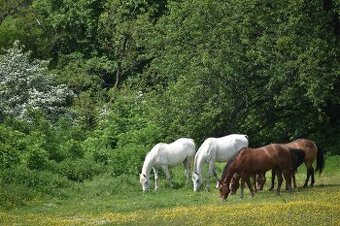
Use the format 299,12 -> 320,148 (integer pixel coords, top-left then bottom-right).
243,135 -> 249,146
315,143 -> 325,175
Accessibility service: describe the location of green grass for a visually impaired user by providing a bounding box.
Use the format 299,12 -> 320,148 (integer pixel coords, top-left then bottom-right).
1,156 -> 339,225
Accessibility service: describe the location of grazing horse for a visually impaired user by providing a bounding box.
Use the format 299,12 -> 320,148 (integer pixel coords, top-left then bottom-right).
218,144 -> 305,200
230,146 -> 305,194
267,138 -> 325,190
227,172 -> 266,195
192,134 -> 248,191
139,138 -> 196,191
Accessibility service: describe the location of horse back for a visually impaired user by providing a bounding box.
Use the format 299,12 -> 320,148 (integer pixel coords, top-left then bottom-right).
214,134 -> 249,162
285,139 -> 318,163
156,138 -> 195,166
231,145 -> 274,173
237,144 -> 295,173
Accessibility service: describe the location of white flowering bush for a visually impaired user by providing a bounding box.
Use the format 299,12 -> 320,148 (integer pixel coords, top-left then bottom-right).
0,41 -> 73,119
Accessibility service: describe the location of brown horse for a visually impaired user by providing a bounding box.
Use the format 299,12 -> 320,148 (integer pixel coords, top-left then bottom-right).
228,146 -> 305,196
218,144 -> 305,200
267,138 -> 325,190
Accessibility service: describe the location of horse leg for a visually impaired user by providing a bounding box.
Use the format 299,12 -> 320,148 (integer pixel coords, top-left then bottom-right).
162,165 -> 173,188
240,176 -> 246,198
214,168 -> 220,189
206,161 -> 215,191
303,167 -> 311,188
292,170 -> 297,188
246,176 -> 255,197
269,169 -> 275,191
153,167 -> 160,191
261,173 -> 266,190
283,170 -> 292,193
310,167 -> 315,186
276,169 -> 283,196
183,158 -> 190,186
252,174 -> 257,193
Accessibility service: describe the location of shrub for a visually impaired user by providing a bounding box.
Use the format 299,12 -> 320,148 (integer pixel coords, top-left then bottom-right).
93,148 -> 110,165
110,144 -> 148,176
57,158 -> 102,182
0,143 -> 20,169
0,165 -> 70,194
26,148 -> 49,171
0,183 -> 38,209
68,140 -> 84,158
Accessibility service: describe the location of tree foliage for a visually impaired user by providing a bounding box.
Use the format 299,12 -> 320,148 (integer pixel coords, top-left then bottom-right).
0,0 -> 339,201
0,41 -> 73,120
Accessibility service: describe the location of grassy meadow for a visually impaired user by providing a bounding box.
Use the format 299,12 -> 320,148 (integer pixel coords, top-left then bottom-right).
1,155 -> 339,225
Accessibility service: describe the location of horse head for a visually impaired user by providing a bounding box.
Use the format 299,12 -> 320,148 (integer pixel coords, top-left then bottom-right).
219,181 -> 231,200
255,173 -> 266,190
192,172 -> 202,192
229,173 -> 240,195
139,174 -> 149,192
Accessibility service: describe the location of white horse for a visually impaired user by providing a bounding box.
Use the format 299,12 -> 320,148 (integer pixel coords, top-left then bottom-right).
139,138 -> 196,191
192,134 -> 249,191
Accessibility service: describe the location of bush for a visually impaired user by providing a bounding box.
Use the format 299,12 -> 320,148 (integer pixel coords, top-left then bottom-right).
57,158 -> 102,182
0,143 -> 20,169
59,139 -> 84,159
0,183 -> 38,209
26,148 -> 49,171
110,144 -> 148,176
0,165 -> 70,194
93,148 -> 110,165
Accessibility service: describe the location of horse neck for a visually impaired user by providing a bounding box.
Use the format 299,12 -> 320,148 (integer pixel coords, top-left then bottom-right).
193,152 -> 205,174
141,153 -> 155,177
222,161 -> 237,184
194,140 -> 213,174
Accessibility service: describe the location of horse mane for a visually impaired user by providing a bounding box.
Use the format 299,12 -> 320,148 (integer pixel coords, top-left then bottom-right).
221,147 -> 247,182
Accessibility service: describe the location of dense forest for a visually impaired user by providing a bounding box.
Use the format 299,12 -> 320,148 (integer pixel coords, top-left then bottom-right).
0,0 -> 339,205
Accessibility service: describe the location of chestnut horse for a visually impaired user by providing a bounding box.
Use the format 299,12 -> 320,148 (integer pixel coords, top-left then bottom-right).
218,144 -> 305,200
227,146 -> 304,196
267,138 -> 325,190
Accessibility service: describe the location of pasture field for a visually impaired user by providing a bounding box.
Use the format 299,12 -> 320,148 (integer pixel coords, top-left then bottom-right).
1,155 -> 339,225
